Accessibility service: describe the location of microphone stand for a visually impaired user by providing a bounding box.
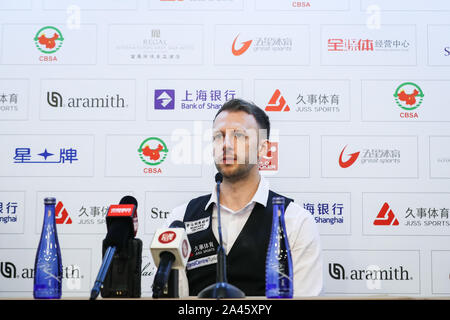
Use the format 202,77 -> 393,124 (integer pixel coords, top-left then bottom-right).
197,175 -> 245,299
90,246 -> 116,300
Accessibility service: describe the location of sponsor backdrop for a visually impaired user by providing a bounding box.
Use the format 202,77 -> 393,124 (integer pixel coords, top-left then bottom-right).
0,0 -> 449,298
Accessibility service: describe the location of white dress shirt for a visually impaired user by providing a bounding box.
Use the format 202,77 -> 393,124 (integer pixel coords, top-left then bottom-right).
170,176 -> 323,297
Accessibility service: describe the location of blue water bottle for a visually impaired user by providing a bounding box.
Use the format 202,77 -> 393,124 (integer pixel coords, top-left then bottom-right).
265,197 -> 293,298
33,197 -> 62,299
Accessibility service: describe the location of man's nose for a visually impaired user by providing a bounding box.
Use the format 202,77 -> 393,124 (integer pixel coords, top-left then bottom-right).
223,133 -> 234,150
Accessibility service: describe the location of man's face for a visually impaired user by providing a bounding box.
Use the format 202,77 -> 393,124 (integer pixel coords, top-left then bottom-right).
212,110 -> 267,181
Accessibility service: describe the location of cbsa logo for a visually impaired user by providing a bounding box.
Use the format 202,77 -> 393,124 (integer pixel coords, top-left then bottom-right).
137,137 -> 168,174
34,26 -> 64,63
393,82 -> 424,119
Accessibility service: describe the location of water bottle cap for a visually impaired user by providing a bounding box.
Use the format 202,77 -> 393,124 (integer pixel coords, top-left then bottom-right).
44,197 -> 56,205
272,197 -> 285,205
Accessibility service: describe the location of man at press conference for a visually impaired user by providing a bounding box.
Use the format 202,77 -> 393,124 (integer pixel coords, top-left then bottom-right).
170,98 -> 323,297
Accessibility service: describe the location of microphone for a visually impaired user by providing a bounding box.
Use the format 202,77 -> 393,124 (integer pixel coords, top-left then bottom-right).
118,195 -> 139,237
197,172 -> 245,299
151,220 -> 191,298
215,173 -> 226,283
90,195 -> 138,300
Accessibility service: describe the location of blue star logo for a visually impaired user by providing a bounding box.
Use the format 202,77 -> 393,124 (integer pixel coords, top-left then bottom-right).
38,149 -> 54,160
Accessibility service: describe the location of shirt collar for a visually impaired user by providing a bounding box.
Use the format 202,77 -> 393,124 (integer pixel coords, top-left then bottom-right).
205,175 -> 270,211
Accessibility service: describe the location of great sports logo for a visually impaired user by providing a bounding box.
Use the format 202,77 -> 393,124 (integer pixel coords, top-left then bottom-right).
231,34 -> 252,56
338,145 -> 360,168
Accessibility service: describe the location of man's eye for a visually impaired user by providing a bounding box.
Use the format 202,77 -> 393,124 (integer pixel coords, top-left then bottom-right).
233,132 -> 246,138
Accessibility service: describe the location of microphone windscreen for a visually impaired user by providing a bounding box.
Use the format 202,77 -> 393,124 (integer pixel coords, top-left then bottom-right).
104,220 -> 131,250
215,172 -> 223,183
119,195 -> 138,208
169,220 -> 185,229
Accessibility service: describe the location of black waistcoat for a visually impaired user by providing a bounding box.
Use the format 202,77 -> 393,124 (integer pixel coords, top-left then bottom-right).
183,190 -> 293,296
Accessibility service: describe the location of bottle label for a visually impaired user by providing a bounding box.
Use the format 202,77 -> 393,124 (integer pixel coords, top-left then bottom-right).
37,263 -> 61,283
267,262 -> 292,282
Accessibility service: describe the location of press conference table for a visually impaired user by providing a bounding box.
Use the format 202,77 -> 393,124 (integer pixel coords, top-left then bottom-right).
94,296 -> 449,299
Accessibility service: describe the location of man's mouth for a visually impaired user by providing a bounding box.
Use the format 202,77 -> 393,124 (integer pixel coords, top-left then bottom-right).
223,157 -> 236,162
221,153 -> 237,162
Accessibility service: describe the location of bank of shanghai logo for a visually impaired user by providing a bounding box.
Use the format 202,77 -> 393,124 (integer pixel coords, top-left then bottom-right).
373,202 -> 399,226
138,137 -> 169,166
393,82 -> 424,111
231,34 -> 252,56
338,145 -> 360,168
34,26 -> 64,54
154,90 -> 175,110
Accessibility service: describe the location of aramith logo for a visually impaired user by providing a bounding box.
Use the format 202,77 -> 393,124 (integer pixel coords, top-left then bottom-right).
47,91 -> 127,109
328,263 -> 412,281
0,262 -> 16,278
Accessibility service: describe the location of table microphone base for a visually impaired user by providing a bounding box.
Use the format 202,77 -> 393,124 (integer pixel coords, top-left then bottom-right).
197,282 -> 245,299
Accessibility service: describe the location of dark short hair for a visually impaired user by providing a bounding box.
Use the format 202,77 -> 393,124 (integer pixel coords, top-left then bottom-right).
213,98 -> 270,139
